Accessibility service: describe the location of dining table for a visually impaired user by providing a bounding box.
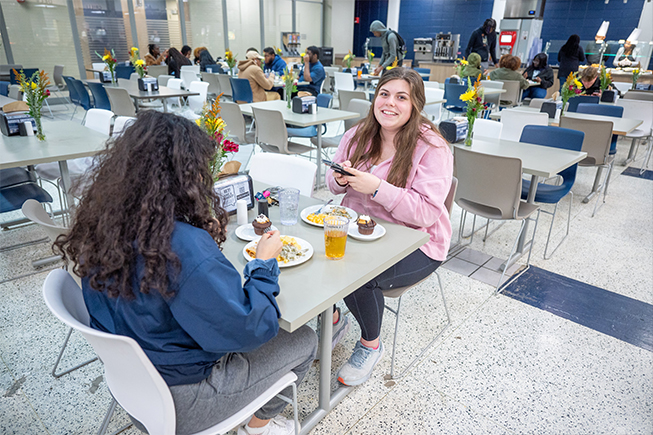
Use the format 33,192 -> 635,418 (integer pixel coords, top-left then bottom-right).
222,181 -> 430,434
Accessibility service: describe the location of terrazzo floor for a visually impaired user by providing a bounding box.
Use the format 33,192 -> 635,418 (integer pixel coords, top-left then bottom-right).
1,104 -> 651,434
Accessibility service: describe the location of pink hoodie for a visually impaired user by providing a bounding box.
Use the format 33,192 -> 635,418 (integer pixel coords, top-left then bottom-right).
326,125 -> 453,261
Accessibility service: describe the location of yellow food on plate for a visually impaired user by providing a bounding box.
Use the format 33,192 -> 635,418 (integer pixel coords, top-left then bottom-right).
306,206 -> 352,225
246,236 -> 303,263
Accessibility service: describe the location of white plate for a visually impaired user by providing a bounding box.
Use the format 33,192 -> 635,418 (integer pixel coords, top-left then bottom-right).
347,221 -> 386,241
300,204 -> 358,227
242,237 -> 314,268
235,223 -> 280,241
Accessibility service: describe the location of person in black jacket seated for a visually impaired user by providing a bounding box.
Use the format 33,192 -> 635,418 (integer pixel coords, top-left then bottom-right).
167,47 -> 192,78
465,18 -> 499,69
522,53 -> 554,100
578,66 -> 601,96
54,111 -> 317,435
557,35 -> 585,91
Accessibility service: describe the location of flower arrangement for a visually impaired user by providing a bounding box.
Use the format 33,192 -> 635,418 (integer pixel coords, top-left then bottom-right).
367,50 -> 375,65
631,68 -> 641,90
454,57 -> 468,78
96,48 -> 117,84
459,74 -> 487,146
225,50 -> 237,75
12,69 -> 51,141
281,66 -> 298,108
129,47 -> 146,78
196,97 -> 240,180
343,51 -> 355,70
560,72 -> 583,117
599,64 -> 612,91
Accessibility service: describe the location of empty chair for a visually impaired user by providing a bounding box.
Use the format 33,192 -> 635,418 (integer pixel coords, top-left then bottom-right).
71,79 -> 93,118
230,77 -> 254,104
338,89 -> 367,111
423,87 -> 445,123
203,64 -> 223,74
165,78 -> 184,110
623,90 -> 653,101
1,180 -> 53,216
334,72 -> 355,92
616,99 -> 653,170
528,98 -> 549,109
413,67 -> 431,80
180,69 -> 198,90
252,107 -> 315,156
84,109 -> 115,135
612,82 -> 631,94
87,81 -> 112,111
519,126 -> 585,258
187,81 -> 209,112
311,98 -> 371,156
216,74 -> 233,99
180,64 -> 200,75
201,72 -> 221,100
147,65 -> 168,78
157,74 -> 173,87
10,68 -> 38,85
498,80 -> 522,108
454,146 -> 540,291
287,94 -> 333,138
104,86 -> 137,117
91,62 -> 105,79
249,153 -> 317,197
112,116 -> 136,137
117,78 -> 131,88
62,76 -> 80,109
567,95 -> 599,112
220,101 -> 256,144
473,118 -> 503,140
114,65 -> 135,80
443,83 -> 468,117
129,72 -> 140,81
423,81 -> 441,89
576,103 -> 623,155
0,80 -> 9,96
499,109 -> 548,142
8,84 -> 23,100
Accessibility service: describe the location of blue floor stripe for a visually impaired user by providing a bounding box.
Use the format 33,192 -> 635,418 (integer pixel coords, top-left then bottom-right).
502,266 -> 653,352
621,167 -> 653,180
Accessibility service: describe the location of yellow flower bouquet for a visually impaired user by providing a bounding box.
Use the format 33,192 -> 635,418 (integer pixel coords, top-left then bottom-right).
631,68 -> 641,90
454,57 -> 468,78
225,50 -> 237,75
12,69 -> 51,141
129,47 -> 146,78
599,64 -> 612,91
560,72 -> 583,117
281,66 -> 298,108
343,51 -> 355,70
196,97 -> 240,179
459,74 -> 487,146
367,51 -> 375,65
95,48 -> 117,84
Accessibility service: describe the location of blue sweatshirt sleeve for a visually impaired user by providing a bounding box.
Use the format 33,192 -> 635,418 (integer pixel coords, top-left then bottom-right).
168,255 -> 281,354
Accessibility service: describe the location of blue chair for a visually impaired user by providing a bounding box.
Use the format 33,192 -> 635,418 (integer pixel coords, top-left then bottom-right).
519,125 -> 585,259
413,67 -> 430,81
230,78 -> 254,104
287,94 -> 333,138
443,83 -> 467,116
204,64 -> 225,74
10,68 -> 38,85
576,103 -> 624,155
0,81 -> 10,96
444,77 -> 459,85
114,65 -> 135,80
0,168 -> 37,188
567,95 -> 599,113
71,79 -> 93,116
0,182 -> 53,214
63,76 -> 82,118
87,81 -> 111,111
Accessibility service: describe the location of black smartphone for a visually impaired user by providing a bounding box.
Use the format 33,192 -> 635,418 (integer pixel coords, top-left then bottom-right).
322,159 -> 354,177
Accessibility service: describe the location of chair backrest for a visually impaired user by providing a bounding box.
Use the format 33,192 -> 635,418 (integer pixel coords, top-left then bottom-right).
129,72 -> 140,81
576,103 -> 623,118
317,93 -> 332,108
115,65 -> 135,80
187,81 -> 209,112
528,98 -> 548,109
612,82 -> 631,94
220,102 -> 248,142
480,80 -> 503,106
443,83 -> 467,109
180,69 -> 198,90
338,90 -> 366,111
623,90 -> 653,101
444,177 -> 458,218
42,269 -> 176,435
454,146 -> 523,219
252,107 -> 290,154
112,116 -> 136,137
413,67 -> 430,81
87,81 -> 112,111
499,80 -> 522,106
423,88 -> 445,122
62,76 -> 80,104
473,118 -> 503,139
334,72 -> 355,92
180,65 -> 200,75
21,199 -> 67,242
567,95 -> 599,112
203,64 -> 222,74
0,80 -> 10,96
91,62 -> 105,80
147,65 -> 168,79
499,109 -> 548,141
616,99 -> 653,134
344,99 -> 372,130
104,86 -> 137,117
217,74 -> 233,97
424,81 -> 441,89
84,108 -> 114,135
117,78 -> 131,88
8,84 -> 23,100
166,78 -> 183,90
230,77 -> 254,104
157,74 -> 173,87
10,68 -> 38,85
249,153 -> 317,197
53,65 -> 66,90
72,79 -> 92,110
200,72 -> 221,96
559,117 -> 613,166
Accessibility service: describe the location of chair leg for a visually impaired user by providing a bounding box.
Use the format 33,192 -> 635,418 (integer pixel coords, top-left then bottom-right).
44,99 -> 54,118
497,219 -> 526,293
543,192 -> 573,260
96,398 -> 133,435
70,105 -> 77,120
272,382 -> 299,435
592,162 -> 612,217
640,137 -> 652,176
52,327 -> 99,378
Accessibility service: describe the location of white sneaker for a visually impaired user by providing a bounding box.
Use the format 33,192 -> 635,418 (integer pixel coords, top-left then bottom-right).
337,341 -> 384,386
237,415 -> 297,435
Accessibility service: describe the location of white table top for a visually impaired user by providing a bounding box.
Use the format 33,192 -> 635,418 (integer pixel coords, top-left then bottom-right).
238,100 -> 359,127
84,79 -> 199,99
0,120 -> 109,169
221,183 -> 430,332
482,88 -> 507,96
0,95 -> 17,106
489,106 -> 643,136
454,136 -> 588,179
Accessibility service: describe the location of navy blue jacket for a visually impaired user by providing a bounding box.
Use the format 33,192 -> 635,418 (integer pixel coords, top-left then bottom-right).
83,221 -> 281,386
298,60 -> 325,95
465,27 -> 498,64
264,55 -> 287,76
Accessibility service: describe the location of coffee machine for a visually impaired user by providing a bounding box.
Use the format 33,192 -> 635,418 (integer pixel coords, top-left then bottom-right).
433,33 -> 460,61
413,38 -> 434,62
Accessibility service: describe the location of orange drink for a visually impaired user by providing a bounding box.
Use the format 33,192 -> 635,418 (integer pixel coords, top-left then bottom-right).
324,216 -> 349,260
357,69 -> 362,78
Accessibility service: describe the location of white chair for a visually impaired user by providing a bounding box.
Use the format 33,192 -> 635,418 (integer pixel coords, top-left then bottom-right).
500,80 -> 523,108
42,269 -> 300,435
180,64 -> 200,75
187,81 -> 210,113
201,72 -> 222,100
338,90 -> 367,111
104,87 -> 137,117
423,88 -> 444,123
216,74 -> 233,99
112,116 -> 136,137
249,153 -> 317,197
499,109 -> 548,142
423,81 -> 441,89
334,72 -> 355,92
616,99 -> 653,170
473,118 -> 503,140
251,107 -> 315,157
8,84 -> 22,100
180,69 -> 198,90
129,73 -> 140,81
480,80 -> 503,110
612,82 -> 631,95
147,65 -> 168,78
165,78 -> 184,110
91,62 -> 105,79
158,74 -> 173,87
528,98 -> 550,109
84,108 -> 115,136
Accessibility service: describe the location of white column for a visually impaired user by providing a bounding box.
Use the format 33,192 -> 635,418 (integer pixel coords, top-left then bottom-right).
637,0 -> 652,68
492,0 -> 507,32
387,0 -> 400,31
325,0 -> 354,53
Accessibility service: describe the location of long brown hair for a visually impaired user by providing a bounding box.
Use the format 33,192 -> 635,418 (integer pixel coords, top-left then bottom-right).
54,111 -> 228,299
346,67 -> 440,188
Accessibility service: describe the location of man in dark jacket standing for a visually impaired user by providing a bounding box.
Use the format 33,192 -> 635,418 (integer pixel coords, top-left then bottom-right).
465,18 -> 498,69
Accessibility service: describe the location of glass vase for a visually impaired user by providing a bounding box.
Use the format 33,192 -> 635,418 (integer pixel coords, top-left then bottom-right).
111,70 -> 116,86
464,116 -> 475,146
560,97 -> 568,118
34,112 -> 44,141
286,89 -> 292,109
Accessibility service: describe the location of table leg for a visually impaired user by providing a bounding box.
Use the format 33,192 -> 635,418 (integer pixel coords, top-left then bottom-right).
582,167 -> 603,203
58,160 -> 75,217
502,174 -> 539,271
163,98 -> 169,113
315,126 -> 323,189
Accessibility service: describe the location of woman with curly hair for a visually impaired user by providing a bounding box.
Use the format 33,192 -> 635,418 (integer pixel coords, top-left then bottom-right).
54,111 -> 317,435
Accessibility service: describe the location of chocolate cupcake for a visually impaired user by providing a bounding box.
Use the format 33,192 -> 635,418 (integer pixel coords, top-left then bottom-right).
252,214 -> 272,235
357,215 -> 376,235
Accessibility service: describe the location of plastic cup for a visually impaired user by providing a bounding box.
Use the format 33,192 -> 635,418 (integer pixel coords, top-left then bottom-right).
324,216 -> 349,260
357,70 -> 362,78
279,188 -> 300,225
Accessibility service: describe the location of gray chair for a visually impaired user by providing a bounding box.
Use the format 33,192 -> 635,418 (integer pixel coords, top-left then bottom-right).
104,86 -> 137,117
383,177 -> 457,380
21,199 -> 99,378
217,74 -> 233,99
147,65 -> 168,79
157,74 -> 173,87
623,90 -> 653,101
221,101 -> 256,144
251,107 -> 315,155
454,146 -> 540,291
117,78 -> 131,88
499,80 -> 522,108
8,84 -> 22,100
0,64 -> 22,82
559,117 -> 614,217
338,89 -> 367,111
480,79 -> 503,110
201,72 -> 222,101
311,98 -> 371,156
129,73 -> 140,81
527,98 -> 550,109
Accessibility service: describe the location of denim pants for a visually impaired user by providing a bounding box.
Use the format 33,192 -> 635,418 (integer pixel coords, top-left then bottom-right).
522,86 -> 547,99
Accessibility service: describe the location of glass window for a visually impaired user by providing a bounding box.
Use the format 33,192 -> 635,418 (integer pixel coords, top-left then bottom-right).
296,0 -> 322,52
263,0 -> 292,53
187,0 -> 224,61
225,0 -> 260,59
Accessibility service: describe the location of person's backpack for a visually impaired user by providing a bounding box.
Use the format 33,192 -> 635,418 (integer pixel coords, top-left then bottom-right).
387,29 -> 407,60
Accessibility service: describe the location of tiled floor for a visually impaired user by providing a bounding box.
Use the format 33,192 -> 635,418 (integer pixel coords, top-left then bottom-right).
1,103 -> 651,434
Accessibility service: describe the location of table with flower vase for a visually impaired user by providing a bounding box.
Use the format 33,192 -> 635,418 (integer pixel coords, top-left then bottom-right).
221,181 -> 430,434
84,79 -> 199,113
0,95 -> 17,106
237,100 -> 360,187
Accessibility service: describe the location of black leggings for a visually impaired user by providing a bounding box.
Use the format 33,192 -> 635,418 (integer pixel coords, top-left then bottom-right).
344,249 -> 443,342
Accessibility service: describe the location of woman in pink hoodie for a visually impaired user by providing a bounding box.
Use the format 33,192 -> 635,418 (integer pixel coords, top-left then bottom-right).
326,67 -> 453,387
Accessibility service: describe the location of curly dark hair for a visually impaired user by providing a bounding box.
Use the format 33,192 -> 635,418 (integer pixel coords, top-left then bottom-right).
54,111 -> 228,299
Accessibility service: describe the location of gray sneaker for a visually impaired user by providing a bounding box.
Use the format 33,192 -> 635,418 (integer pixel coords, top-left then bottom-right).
316,307 -> 351,350
337,340 -> 384,386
